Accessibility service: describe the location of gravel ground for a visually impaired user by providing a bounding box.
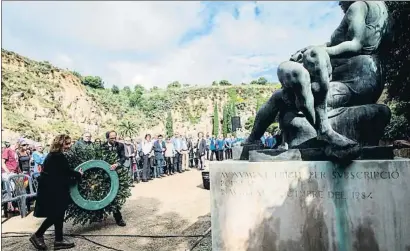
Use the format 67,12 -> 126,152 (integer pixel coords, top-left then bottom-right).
1,167 -> 212,251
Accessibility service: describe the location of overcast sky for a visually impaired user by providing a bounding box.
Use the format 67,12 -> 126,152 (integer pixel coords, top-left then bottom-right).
2,1 -> 343,89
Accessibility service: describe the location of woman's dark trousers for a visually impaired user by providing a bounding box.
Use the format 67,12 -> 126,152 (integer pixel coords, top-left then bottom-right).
35,214 -> 64,241
142,155 -> 150,181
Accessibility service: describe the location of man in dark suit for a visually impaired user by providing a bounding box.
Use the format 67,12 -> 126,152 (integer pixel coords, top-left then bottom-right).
197,132 -> 207,170
123,137 -> 136,187
187,136 -> 194,168
102,130 -> 127,227
153,135 -> 166,178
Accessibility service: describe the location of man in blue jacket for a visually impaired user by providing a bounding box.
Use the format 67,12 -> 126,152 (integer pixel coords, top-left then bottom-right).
209,135 -> 217,161
216,135 -> 225,161
260,132 -> 267,147
265,133 -> 273,149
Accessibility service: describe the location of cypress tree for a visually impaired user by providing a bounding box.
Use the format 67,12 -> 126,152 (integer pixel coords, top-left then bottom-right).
166,111 -> 174,137
213,103 -> 219,136
222,105 -> 228,137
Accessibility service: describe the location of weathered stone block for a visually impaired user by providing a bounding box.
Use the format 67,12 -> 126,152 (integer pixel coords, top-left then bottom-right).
232,144 -> 263,160
210,159 -> 410,251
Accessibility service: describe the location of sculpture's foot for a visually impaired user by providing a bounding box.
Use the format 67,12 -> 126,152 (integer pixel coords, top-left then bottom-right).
317,129 -> 358,149
324,144 -> 361,161
277,142 -> 289,150
282,104 -> 391,149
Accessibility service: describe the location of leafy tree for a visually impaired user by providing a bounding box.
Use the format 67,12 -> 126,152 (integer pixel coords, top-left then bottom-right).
165,111 -> 174,137
150,86 -> 159,92
129,91 -> 143,108
133,84 -> 145,102
71,71 -> 82,79
167,81 -> 181,89
267,122 -> 279,134
111,85 -> 120,94
382,2 -> 410,139
384,110 -> 409,139
256,96 -> 267,112
82,76 -> 104,89
123,86 -> 131,96
257,77 -> 268,85
245,116 -> 255,130
228,103 -> 234,133
212,81 -> 219,86
222,103 -> 235,134
134,84 -> 145,93
219,80 -> 232,86
118,120 -> 138,138
212,103 -> 219,136
250,80 -> 258,85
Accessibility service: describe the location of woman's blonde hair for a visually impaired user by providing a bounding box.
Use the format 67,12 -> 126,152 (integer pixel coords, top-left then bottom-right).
49,134 -> 71,153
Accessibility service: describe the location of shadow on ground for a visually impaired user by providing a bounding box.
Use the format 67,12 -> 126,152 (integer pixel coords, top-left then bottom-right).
2,197 -> 212,251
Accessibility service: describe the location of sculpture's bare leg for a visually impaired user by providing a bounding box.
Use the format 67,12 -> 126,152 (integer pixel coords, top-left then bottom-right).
277,61 -> 316,126
246,90 -> 285,143
302,47 -> 357,147
302,48 -> 333,135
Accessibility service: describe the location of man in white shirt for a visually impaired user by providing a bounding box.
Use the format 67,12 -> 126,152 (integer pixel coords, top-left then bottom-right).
141,134 -> 154,182
172,133 -> 183,173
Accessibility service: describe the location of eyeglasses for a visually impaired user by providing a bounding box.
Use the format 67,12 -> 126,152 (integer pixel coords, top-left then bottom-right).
21,144 -> 28,147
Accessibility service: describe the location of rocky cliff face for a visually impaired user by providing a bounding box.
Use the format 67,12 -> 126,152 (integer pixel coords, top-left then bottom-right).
2,50 -> 115,142
1,49 -> 280,144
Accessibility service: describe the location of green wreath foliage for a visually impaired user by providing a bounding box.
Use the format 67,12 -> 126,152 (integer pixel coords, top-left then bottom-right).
64,142 -> 132,225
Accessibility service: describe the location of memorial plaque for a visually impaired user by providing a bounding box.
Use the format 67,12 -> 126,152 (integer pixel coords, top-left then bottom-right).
210,159 -> 410,251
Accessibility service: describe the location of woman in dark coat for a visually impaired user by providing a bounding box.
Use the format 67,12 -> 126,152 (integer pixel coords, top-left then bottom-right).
29,134 -> 82,251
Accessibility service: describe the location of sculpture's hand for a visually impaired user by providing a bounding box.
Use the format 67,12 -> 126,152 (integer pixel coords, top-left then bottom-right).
290,51 -> 303,62
290,45 -> 314,62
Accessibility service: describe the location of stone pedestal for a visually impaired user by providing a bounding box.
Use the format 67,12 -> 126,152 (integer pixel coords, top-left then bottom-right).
249,146 -> 395,162
232,144 -> 263,160
210,159 -> 410,251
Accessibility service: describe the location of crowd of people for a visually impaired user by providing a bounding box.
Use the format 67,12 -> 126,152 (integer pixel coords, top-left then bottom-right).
0,130 -> 246,215
260,131 -> 281,149
74,131 -> 244,184
0,129 -> 278,191
1,128 -> 275,224
1,130 -> 247,250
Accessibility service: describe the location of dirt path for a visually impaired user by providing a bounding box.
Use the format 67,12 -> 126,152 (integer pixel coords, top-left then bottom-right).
1,168 -> 211,251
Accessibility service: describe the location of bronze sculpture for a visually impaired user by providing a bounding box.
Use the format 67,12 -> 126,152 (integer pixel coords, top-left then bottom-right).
246,1 -> 391,154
